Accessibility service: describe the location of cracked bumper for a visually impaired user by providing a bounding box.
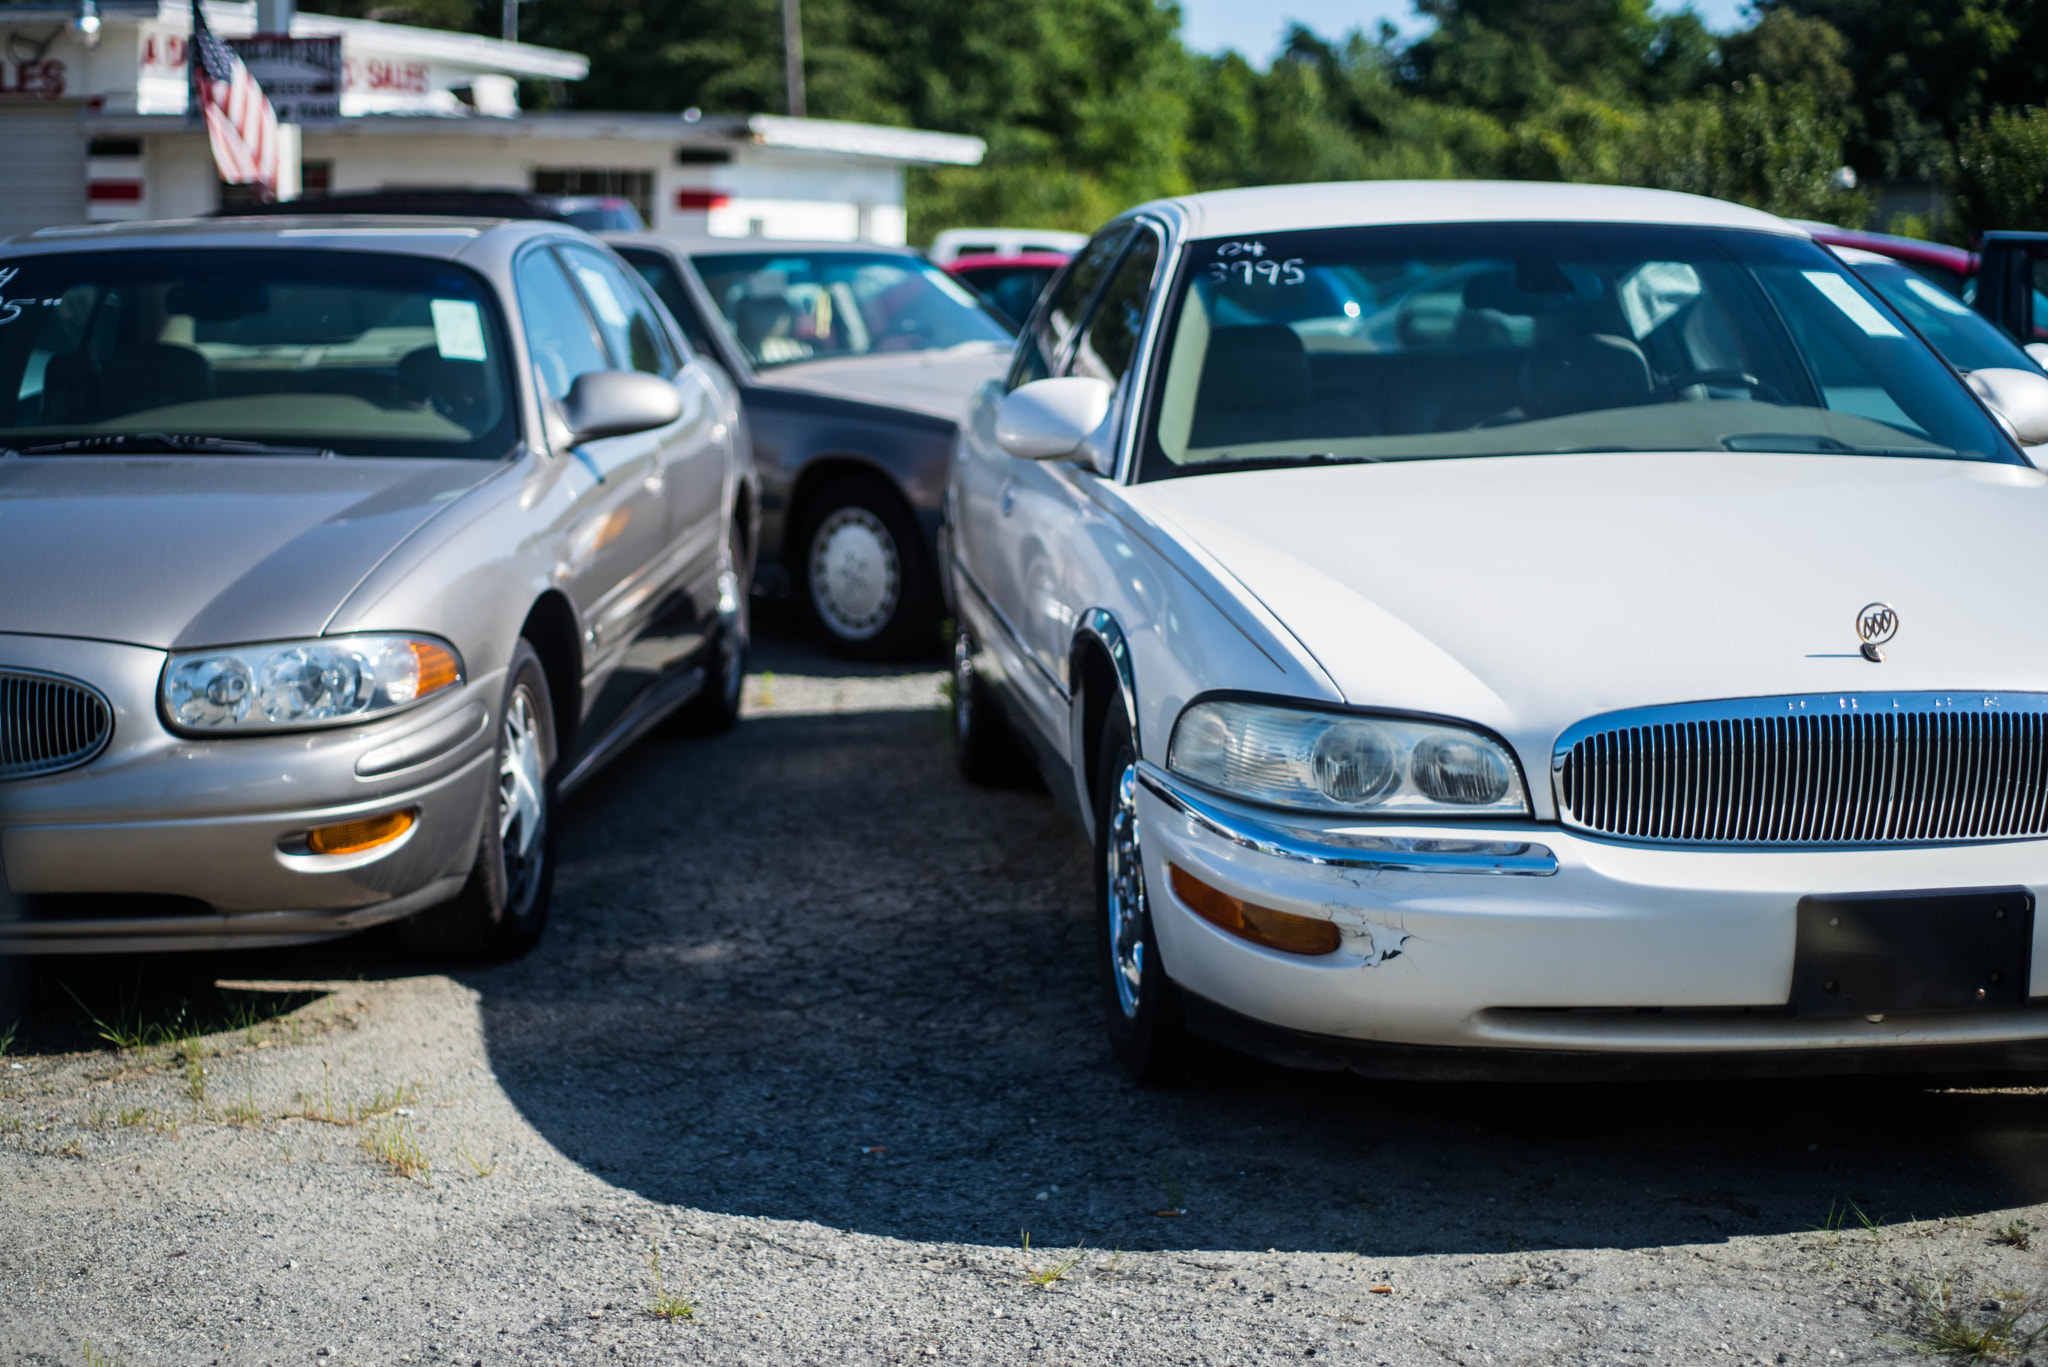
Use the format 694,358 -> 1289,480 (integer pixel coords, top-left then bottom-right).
1137,764 -> 2048,1064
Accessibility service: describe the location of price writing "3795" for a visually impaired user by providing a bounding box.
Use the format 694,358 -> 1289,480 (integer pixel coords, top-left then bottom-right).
1208,258 -> 1306,286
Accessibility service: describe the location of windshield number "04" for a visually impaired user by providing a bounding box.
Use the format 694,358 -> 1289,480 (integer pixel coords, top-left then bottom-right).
1208,258 -> 1306,287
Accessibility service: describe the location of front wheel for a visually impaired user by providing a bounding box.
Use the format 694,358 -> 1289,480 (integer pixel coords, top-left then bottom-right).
401,640 -> 557,961
801,478 -> 938,661
1095,710 -> 1185,1082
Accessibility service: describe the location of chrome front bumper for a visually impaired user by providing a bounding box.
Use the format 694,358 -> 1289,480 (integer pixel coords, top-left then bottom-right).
1137,763 -> 2048,1060
0,634 -> 498,953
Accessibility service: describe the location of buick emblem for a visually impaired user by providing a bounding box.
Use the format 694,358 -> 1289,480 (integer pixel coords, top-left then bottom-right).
1855,602 -> 1898,662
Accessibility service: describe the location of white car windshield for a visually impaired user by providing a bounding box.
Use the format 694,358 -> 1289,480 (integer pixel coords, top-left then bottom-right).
1139,223 -> 2016,479
0,249 -> 516,459
692,250 -> 1012,368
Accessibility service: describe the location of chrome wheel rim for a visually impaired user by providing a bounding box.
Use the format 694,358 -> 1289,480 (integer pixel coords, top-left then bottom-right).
498,685 -> 547,916
1105,758 -> 1147,1019
953,632 -> 975,743
809,506 -> 899,641
714,531 -> 748,705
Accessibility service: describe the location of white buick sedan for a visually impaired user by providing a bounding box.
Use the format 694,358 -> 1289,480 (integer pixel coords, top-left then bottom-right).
945,181 -> 2048,1081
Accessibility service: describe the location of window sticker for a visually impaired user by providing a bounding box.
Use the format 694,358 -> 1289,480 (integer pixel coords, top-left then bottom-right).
1802,270 -> 1904,338
1903,276 -> 1974,317
430,298 -> 488,361
572,266 -> 630,327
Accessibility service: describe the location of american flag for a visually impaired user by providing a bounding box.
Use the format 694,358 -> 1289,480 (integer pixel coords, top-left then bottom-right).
190,0 -> 279,197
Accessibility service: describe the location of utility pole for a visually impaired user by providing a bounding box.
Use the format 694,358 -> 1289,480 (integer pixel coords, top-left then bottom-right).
782,0 -> 804,118
502,0 -> 517,43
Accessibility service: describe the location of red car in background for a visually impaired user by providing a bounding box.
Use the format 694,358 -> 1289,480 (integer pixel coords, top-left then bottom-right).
1796,221 -> 1978,297
942,251 -> 1072,331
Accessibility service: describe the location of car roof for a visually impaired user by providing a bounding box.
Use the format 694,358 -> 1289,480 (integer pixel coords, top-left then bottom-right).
602,232 -> 922,259
1136,180 -> 1805,239
1,214 -> 566,259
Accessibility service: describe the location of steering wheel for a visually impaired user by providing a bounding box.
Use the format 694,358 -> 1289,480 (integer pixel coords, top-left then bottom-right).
1659,368 -> 1788,406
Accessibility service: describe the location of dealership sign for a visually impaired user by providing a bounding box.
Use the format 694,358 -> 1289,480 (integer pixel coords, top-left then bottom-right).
0,58 -> 64,99
226,35 -> 341,125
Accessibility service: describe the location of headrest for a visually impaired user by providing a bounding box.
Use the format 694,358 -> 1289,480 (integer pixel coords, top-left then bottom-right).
1197,325 -> 1309,412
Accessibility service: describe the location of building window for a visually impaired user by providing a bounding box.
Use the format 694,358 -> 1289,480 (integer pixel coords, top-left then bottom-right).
302,160 -> 333,196
532,169 -> 652,226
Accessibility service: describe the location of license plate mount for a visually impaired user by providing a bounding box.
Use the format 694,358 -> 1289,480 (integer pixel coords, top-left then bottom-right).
1793,887 -> 2034,1018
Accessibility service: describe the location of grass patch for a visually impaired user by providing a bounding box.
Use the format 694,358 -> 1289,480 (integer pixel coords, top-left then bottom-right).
295,1063 -> 423,1127
1020,1232 -> 1087,1287
1902,1278 -> 2044,1360
0,1019 -> 16,1058
646,1248 -> 695,1323
361,1117 -> 429,1182
115,1107 -> 176,1136
82,1340 -> 126,1367
455,1132 -> 495,1178
1993,1219 -> 2032,1251
183,1057 -> 207,1106
221,1087 -> 260,1128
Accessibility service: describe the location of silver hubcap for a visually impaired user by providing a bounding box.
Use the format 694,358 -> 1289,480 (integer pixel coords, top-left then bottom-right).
1106,759 -> 1146,1019
499,685 -> 547,914
809,506 -> 899,640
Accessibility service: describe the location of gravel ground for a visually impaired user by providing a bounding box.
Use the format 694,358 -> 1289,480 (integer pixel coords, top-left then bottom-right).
5,614 -> 2048,1366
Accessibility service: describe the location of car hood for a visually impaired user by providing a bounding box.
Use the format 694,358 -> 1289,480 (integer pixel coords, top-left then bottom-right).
750,345 -> 1009,422
0,456 -> 500,650
1129,452 -> 2048,762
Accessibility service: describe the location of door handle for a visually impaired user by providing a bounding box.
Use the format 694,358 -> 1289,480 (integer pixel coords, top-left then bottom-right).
999,479 -> 1018,517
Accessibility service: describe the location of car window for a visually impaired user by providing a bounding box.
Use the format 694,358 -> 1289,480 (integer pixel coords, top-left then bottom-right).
558,243 -> 677,379
1140,222 -> 2015,480
690,251 -> 1012,368
956,265 -> 1058,333
1009,227 -> 1130,390
617,247 -> 722,361
516,248 -> 612,402
0,248 -> 516,459
1851,260 -> 2040,374
1068,228 -> 1161,388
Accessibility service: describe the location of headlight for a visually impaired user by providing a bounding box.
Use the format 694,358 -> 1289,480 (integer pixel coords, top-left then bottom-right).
162,635 -> 462,734
1167,699 -> 1529,818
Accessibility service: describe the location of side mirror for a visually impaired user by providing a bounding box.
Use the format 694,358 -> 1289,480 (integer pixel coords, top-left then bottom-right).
559,370 -> 682,444
1967,366 -> 2048,447
2027,342 -> 2048,372
994,376 -> 1113,461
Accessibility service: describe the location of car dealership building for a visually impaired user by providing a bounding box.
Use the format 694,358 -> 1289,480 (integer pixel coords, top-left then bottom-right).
0,0 -> 983,242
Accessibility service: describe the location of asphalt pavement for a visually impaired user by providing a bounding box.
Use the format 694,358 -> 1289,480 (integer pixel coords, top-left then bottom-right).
3,608 -> 2047,1365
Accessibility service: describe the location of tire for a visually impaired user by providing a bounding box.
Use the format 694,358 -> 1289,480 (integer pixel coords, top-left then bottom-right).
401,640 -> 558,961
799,477 -> 938,661
675,518 -> 750,735
1094,707 -> 1186,1082
952,625 -> 1037,787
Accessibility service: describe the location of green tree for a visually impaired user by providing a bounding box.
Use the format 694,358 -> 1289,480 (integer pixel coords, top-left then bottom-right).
1953,105 -> 2048,235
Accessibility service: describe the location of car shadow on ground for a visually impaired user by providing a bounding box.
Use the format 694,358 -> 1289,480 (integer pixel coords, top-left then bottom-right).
14,613 -> 2048,1260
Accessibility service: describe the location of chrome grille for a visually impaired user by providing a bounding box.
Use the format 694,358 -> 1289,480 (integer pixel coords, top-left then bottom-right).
0,668 -> 113,780
1554,693 -> 2048,845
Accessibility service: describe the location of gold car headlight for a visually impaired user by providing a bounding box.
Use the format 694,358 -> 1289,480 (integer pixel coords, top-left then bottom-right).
1167,699 -> 1530,818
161,635 -> 462,734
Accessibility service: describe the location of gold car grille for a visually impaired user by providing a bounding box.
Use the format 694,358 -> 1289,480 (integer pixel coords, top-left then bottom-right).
1553,694 -> 2048,845
0,668 -> 113,780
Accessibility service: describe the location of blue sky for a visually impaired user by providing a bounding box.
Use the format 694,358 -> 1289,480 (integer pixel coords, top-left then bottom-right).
1178,0 -> 1756,63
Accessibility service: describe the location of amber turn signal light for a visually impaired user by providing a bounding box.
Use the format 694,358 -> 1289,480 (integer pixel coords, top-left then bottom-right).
306,808 -> 416,856
407,640 -> 462,698
1168,864 -> 1342,956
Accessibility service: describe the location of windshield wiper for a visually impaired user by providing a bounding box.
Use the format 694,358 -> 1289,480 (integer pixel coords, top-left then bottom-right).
16,433 -> 339,458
